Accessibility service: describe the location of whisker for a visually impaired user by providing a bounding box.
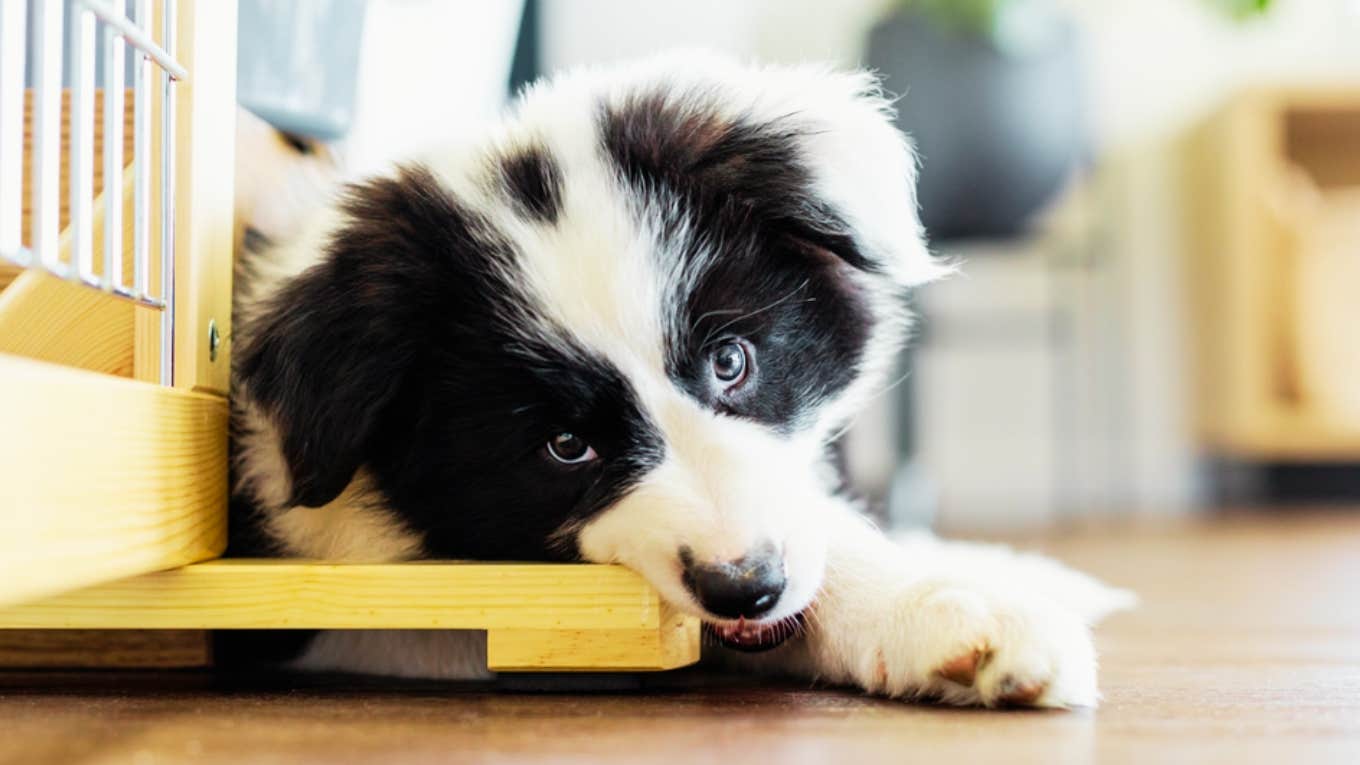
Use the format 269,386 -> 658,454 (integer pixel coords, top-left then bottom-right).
823,366 -> 915,446
696,278 -> 813,349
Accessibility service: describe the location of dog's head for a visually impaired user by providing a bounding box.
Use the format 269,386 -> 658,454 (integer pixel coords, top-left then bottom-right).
235,54 -> 946,646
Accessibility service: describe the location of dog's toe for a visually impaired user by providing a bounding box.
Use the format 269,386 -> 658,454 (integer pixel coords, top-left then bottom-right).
995,675 -> 1048,706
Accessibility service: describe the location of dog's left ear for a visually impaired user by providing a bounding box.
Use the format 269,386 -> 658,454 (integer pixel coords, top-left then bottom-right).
599,55 -> 951,287
764,64 -> 951,288
235,164 -> 472,509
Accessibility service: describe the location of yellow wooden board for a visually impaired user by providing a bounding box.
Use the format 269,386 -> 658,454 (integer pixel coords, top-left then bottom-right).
171,0 -> 237,393
0,560 -> 703,672
0,353 -> 227,606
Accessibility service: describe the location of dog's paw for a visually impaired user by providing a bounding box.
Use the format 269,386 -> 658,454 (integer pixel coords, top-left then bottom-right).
848,581 -> 1099,708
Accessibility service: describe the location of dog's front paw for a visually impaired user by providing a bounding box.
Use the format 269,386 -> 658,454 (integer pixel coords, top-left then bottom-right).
843,581 -> 1099,708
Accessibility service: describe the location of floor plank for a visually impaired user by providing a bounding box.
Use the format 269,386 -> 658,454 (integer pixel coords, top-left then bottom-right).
1,510 -> 1358,764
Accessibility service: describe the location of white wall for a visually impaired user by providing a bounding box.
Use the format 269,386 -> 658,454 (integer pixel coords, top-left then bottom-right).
345,0 -> 525,175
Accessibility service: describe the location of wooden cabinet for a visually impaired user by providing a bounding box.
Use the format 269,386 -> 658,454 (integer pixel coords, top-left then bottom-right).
1182,88 -> 1360,460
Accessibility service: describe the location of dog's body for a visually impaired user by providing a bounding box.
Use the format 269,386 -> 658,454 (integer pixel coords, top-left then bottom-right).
230,54 -> 1132,707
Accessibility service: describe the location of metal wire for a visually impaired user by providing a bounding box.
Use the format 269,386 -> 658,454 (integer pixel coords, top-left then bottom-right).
158,0 -> 177,386
0,0 -> 186,385
0,1 -> 25,262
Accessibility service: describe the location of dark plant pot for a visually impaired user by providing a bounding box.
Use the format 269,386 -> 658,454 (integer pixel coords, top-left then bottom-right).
866,10 -> 1085,241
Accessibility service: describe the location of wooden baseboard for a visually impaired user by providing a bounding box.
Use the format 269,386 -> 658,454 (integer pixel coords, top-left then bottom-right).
0,560 -> 703,672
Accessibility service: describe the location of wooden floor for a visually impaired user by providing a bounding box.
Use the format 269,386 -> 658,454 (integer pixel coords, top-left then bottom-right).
3,510 -> 1359,764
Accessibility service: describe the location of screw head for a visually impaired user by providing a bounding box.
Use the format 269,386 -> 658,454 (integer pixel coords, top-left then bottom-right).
208,319 -> 221,362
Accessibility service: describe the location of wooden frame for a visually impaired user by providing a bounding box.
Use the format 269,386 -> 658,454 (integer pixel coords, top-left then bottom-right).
0,1 -> 699,675
0,561 -> 702,672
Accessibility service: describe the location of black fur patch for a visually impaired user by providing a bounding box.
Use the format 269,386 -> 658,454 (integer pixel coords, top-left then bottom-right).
499,145 -> 563,223
234,163 -> 663,560
600,89 -> 875,430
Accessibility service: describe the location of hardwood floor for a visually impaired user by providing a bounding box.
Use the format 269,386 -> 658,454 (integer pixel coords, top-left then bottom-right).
3,510 -> 1358,764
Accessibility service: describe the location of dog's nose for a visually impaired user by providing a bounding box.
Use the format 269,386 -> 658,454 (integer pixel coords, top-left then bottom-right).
680,543 -> 786,619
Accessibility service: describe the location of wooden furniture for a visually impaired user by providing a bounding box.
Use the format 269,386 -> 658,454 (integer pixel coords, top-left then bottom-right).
0,1 -> 699,674
1181,87 -> 1360,460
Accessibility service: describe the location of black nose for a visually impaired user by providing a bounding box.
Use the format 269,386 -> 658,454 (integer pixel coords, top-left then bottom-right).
680,543 -> 786,619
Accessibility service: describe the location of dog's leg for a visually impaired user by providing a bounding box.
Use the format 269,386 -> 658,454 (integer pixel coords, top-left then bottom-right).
739,503 -> 1134,708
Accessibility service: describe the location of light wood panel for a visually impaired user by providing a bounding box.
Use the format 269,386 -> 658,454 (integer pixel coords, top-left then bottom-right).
0,559 -> 703,672
0,353 -> 227,607
488,604 -> 701,672
0,560 -> 688,632
170,0 -> 237,393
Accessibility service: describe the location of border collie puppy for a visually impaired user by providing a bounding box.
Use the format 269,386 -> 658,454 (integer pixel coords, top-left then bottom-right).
230,53 -> 1133,707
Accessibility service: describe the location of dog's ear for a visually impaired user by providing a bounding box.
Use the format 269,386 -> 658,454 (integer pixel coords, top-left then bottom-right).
236,164 -> 472,508
771,64 -> 953,288
599,55 -> 951,288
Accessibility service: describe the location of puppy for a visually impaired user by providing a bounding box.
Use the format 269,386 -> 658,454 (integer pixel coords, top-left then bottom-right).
230,53 -> 1133,707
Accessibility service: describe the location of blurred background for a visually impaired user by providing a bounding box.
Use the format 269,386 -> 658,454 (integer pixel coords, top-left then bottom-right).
236,0 -> 1360,533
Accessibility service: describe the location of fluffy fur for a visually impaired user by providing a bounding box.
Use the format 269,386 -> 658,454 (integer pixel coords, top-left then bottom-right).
229,53 -> 1133,707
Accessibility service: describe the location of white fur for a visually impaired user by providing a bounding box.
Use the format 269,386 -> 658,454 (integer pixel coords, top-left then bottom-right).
730,504 -> 1134,707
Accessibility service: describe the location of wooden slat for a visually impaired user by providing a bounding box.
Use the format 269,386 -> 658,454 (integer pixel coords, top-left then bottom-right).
0,353 -> 227,606
0,560 -> 682,631
488,604 -> 700,672
171,1 -> 237,393
0,562 -> 704,670
0,559 -> 704,672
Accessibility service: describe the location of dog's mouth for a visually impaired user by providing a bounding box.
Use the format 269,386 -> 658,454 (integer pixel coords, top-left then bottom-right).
702,611 -> 807,653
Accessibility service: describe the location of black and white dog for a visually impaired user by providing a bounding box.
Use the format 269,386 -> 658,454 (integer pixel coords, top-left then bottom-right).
230,54 -> 1132,707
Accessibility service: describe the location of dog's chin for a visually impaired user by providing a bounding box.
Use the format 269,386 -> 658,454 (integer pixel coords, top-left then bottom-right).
702,611 -> 808,653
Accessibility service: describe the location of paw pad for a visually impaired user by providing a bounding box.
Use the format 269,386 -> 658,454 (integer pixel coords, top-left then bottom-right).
935,646 -> 992,687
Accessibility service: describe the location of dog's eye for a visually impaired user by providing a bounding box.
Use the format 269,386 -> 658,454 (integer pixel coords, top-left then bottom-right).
711,341 -> 750,387
546,432 -> 597,465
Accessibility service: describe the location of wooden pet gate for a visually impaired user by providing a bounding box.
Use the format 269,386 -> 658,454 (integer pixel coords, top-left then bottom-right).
0,0 -> 698,673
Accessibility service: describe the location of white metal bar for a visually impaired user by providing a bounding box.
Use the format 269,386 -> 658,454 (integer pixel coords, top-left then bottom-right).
160,0 -> 177,386
71,7 -> 97,284
77,0 -> 187,81
32,0 -> 64,271
132,0 -> 151,299
0,0 -> 26,263
102,7 -> 126,292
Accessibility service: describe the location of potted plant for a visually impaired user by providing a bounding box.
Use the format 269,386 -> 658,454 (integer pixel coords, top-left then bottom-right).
865,0 -> 1276,241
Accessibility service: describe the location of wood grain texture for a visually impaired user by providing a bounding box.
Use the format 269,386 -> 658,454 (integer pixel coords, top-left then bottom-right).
170,0 -> 237,393
0,353 -> 227,606
0,269 -> 133,375
0,630 -> 209,669
488,604 -> 701,671
2,511 -> 1358,763
0,559 -> 700,633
